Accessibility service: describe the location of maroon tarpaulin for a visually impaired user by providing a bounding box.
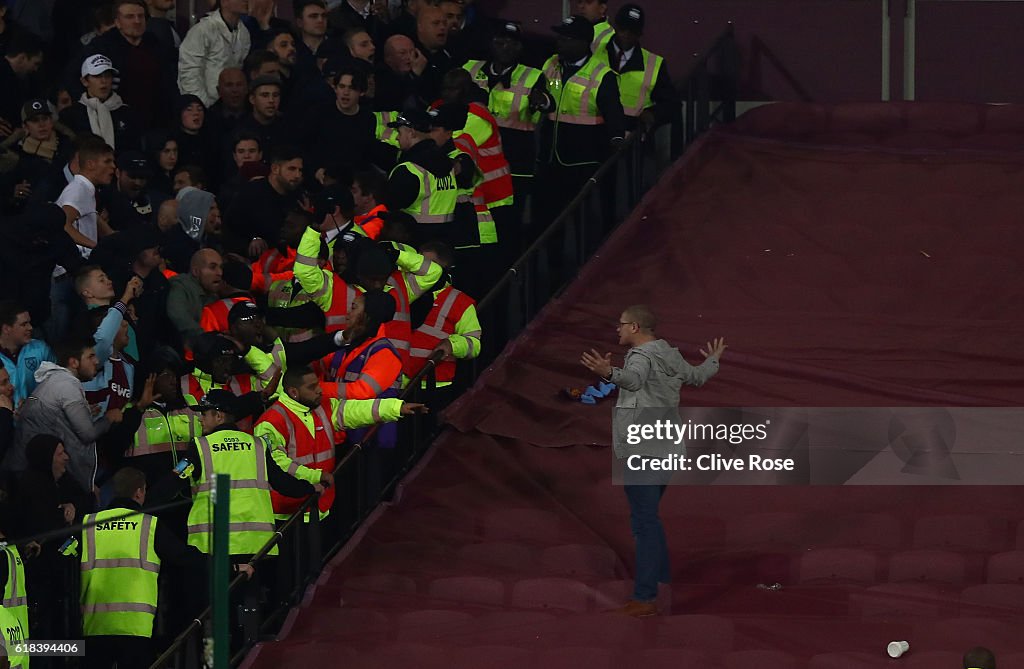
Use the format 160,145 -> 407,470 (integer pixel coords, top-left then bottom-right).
244,104 -> 1024,669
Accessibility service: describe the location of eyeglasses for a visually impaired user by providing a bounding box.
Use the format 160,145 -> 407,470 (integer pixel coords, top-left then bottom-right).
618,321 -> 636,328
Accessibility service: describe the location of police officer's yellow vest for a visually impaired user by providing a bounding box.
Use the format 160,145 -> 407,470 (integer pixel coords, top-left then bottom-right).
594,46 -> 663,117
0,604 -> 27,668
1,546 -> 28,652
80,509 -> 161,638
373,111 -> 400,147
592,20 -> 615,53
445,147 -> 497,247
389,161 -> 461,225
187,430 -> 277,556
130,394 -> 200,460
543,55 -> 612,127
463,61 -> 543,132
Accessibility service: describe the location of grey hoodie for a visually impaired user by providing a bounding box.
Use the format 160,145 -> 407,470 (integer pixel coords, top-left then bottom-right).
176,186 -> 215,241
610,339 -> 720,458
7,362 -> 111,492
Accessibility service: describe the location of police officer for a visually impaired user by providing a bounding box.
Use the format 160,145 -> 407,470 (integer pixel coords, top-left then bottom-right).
384,109 -> 477,249
535,15 -> 625,235
597,4 -> 679,134
463,21 -> 553,251
80,467 -> 225,669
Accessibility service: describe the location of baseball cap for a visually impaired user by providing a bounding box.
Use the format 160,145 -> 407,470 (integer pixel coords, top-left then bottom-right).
493,20 -> 523,41
191,332 -> 240,363
20,98 -> 53,122
227,300 -> 261,325
116,150 -> 152,178
386,108 -> 434,133
615,3 -> 645,32
81,54 -> 119,77
552,15 -> 594,42
190,389 -> 242,415
430,103 -> 468,131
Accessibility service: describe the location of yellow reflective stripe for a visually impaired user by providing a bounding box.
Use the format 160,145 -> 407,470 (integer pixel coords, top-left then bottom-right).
415,213 -> 455,224
294,253 -> 318,267
623,52 -> 661,116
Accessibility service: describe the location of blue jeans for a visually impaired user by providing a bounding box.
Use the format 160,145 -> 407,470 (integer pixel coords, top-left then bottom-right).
624,483 -> 671,602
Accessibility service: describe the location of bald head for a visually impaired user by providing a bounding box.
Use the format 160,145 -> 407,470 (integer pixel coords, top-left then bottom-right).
190,249 -> 224,294
417,5 -> 448,50
217,67 -> 247,110
157,199 -> 178,232
384,34 -> 415,73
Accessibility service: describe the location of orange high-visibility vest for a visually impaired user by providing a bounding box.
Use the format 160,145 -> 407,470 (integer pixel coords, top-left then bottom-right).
321,327 -> 402,400
199,296 -> 252,333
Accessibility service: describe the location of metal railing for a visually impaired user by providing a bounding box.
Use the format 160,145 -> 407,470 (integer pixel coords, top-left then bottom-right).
151,24 -> 739,669
150,353 -> 444,668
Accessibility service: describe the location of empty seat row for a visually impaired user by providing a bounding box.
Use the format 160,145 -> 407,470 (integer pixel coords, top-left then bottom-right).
798,548 -> 1024,586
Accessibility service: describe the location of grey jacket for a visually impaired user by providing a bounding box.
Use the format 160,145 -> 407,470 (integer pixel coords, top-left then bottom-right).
8,362 -> 111,492
610,338 -> 719,458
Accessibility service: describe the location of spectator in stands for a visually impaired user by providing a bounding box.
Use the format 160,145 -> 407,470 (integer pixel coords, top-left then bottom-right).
80,278 -> 143,420
145,131 -> 178,201
297,62 -> 379,177
162,187 -> 217,273
599,4 -> 678,133
3,99 -> 74,214
0,302 -> 55,408
144,0 -> 181,51
172,94 -> 221,191
11,434 -> 91,648
218,131 -> 263,206
344,27 -> 376,63
172,164 -> 209,195
329,0 -> 388,42
56,134 -> 115,256
294,0 -> 332,71
107,150 -> 154,231
376,34 -> 423,111
580,305 -> 726,617
61,55 -> 142,151
963,647 -> 996,669
83,0 -> 177,130
178,0 -> 252,107
413,4 -> 452,101
167,248 -> 224,347
206,67 -> 249,144
11,336 -> 125,496
0,32 -> 45,139
236,75 -> 287,154
224,144 -> 303,259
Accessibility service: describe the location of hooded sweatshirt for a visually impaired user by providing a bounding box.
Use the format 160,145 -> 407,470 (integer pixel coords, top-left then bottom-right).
610,338 -> 719,459
9,362 -> 112,492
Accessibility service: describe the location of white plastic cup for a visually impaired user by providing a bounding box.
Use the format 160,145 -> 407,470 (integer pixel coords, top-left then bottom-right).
887,641 -> 910,658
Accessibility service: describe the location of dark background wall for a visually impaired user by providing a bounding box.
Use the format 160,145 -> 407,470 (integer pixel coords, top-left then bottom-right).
479,0 -> 1024,103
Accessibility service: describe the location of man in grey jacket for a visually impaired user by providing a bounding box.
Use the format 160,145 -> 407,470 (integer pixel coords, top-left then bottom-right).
582,304 -> 726,617
8,337 -> 124,497
166,248 -> 224,348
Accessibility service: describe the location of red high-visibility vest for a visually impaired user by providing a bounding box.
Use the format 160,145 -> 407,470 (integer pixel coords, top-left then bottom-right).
181,372 -> 258,432
259,400 -> 338,515
406,285 -> 476,382
251,247 -> 297,293
453,102 -> 514,209
199,296 -> 252,333
384,272 -> 412,369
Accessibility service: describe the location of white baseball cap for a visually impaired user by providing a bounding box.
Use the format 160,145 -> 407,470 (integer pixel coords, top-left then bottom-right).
81,54 -> 119,77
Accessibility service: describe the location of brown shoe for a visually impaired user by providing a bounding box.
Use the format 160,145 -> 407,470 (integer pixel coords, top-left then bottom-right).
613,600 -> 658,617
